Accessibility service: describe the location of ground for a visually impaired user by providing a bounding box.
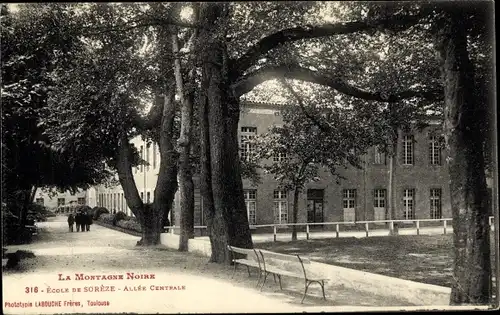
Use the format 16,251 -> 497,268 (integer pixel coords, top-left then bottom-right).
2,216 -> 414,314
259,232 -> 497,288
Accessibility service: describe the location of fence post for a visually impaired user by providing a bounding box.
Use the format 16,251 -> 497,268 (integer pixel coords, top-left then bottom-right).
443,220 -> 447,235
336,224 -> 339,238
306,224 -> 310,240
273,225 -> 277,242
416,220 -> 420,235
365,222 -> 369,237
390,221 -> 394,235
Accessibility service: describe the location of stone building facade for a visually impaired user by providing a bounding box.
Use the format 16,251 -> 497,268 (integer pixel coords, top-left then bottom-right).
93,101 -> 460,226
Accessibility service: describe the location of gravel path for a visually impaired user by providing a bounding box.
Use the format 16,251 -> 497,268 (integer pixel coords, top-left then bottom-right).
3,216 -> 411,314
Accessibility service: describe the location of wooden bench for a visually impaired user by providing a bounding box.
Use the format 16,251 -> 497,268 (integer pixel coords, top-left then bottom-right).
258,249 -> 328,303
227,245 -> 263,286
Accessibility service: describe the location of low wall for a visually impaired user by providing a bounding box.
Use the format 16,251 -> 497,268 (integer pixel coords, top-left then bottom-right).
94,221 -> 141,237
160,233 -> 451,306
308,261 -> 451,306
160,233 -> 211,257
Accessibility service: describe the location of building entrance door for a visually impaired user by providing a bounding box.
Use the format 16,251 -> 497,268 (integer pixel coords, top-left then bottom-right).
307,189 -> 324,228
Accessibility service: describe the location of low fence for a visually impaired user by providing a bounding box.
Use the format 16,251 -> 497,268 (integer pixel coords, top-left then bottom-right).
164,216 -> 495,242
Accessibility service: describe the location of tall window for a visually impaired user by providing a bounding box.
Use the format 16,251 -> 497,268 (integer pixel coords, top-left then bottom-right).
342,189 -> 356,222
146,192 -> 151,203
140,145 -> 144,172
428,134 -> 441,165
121,193 -> 125,212
36,198 -> 44,205
146,143 -> 150,171
57,198 -> 65,206
140,192 -> 144,201
273,190 -> 288,224
273,152 -> 287,162
240,127 -> 257,161
403,189 -> 415,219
430,188 -> 442,219
402,135 -> 414,165
77,197 -> 85,205
374,146 -> 386,165
153,142 -> 157,169
373,189 -> 386,221
244,190 -> 257,225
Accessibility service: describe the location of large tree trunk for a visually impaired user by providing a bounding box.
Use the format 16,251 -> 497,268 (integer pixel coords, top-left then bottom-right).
387,136 -> 399,235
172,31 -> 196,251
115,134 -> 146,240
291,187 -> 300,241
115,91 -> 178,246
199,65 -> 217,258
436,12 -> 491,305
198,3 -> 253,264
178,160 -> 194,251
151,90 -> 179,245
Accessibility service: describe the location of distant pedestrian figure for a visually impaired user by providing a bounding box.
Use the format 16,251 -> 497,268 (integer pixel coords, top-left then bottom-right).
75,211 -> 83,232
83,211 -> 91,232
67,213 -> 75,232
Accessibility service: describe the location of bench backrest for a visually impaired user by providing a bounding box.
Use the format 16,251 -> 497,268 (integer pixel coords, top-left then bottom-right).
258,249 -> 308,277
227,245 -> 260,265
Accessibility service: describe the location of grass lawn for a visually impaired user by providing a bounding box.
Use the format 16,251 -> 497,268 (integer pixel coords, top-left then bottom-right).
259,233 -> 497,288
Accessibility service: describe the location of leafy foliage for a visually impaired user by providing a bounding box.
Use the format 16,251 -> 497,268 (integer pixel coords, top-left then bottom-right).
1,4 -> 114,207
253,100 -> 375,192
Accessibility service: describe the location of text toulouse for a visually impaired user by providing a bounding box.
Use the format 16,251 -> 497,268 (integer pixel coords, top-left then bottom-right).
58,273 -> 155,281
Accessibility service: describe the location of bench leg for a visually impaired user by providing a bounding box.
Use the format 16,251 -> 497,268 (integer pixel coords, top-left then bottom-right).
260,272 -> 268,291
256,270 -> 263,287
231,263 -> 238,279
277,275 -> 283,290
246,266 -> 251,277
320,280 -> 326,300
301,281 -> 313,304
272,273 -> 276,283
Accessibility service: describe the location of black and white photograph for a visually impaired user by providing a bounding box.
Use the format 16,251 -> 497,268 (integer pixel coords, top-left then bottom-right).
1,1 -> 498,313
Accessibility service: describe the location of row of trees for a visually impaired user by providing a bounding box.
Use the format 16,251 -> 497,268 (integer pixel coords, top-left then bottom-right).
1,2 -> 494,305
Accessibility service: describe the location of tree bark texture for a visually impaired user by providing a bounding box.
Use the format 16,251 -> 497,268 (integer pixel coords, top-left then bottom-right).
172,32 -> 196,251
115,134 -> 147,239
387,135 -> 399,235
436,12 -> 491,305
151,90 -> 179,245
198,3 -> 253,264
116,90 -> 178,246
292,187 -> 300,241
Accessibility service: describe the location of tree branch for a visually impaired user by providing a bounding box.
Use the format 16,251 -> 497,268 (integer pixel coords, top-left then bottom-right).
232,64 -> 443,102
278,78 -> 330,132
231,12 -> 426,79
